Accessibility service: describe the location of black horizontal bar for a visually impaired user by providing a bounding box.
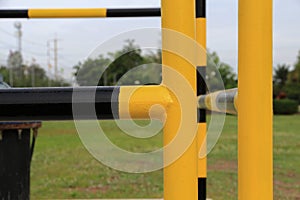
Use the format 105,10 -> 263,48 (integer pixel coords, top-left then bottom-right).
0,87 -> 119,121
107,8 -> 161,17
0,10 -> 28,18
0,8 -> 161,19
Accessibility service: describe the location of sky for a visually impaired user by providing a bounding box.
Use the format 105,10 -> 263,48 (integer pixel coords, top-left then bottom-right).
0,0 -> 299,81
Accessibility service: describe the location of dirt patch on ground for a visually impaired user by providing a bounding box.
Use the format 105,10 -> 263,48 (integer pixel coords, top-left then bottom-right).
274,179 -> 300,199
209,160 -> 237,172
67,184 -> 110,194
209,161 -> 300,199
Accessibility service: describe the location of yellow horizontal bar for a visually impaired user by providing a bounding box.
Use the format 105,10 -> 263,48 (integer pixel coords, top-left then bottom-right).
198,88 -> 238,114
28,8 -> 107,18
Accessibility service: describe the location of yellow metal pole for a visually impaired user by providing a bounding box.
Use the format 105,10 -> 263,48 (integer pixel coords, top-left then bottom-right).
195,0 -> 207,199
238,0 -> 273,199
161,0 -> 197,199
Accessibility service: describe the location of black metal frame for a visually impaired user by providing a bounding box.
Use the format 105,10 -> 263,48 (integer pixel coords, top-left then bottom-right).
0,87 -> 120,121
0,129 -> 31,200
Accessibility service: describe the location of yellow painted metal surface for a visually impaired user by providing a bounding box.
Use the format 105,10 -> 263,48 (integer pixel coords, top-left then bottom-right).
238,0 -> 273,199
28,8 -> 107,18
119,86 -> 172,121
162,0 -> 198,199
196,17 -> 207,181
196,18 -> 207,67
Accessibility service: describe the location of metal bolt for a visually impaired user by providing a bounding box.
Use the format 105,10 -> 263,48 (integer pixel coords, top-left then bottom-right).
18,129 -> 22,139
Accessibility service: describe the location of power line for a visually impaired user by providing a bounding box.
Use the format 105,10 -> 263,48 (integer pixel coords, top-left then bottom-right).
0,39 -> 16,49
23,38 -> 45,47
24,49 -> 47,57
0,27 -> 15,37
0,27 -> 45,47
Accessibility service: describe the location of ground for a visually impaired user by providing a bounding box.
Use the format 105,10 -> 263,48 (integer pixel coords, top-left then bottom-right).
30,115 -> 300,199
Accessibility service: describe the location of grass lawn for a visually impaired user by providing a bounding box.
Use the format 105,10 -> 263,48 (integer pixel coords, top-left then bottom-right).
30,115 -> 300,199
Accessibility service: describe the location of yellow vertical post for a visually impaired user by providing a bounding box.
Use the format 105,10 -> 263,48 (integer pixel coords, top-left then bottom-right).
195,0 -> 207,199
238,0 -> 273,199
161,0 -> 198,199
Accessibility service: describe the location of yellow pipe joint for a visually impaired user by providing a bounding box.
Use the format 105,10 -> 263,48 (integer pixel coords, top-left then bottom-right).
119,85 -> 174,121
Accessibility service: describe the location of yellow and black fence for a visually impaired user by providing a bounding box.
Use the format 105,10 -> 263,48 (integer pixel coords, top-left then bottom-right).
0,0 -> 274,199
0,8 -> 161,18
195,0 -> 207,199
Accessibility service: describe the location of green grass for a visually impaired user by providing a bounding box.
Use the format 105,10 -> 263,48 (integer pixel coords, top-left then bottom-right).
30,115 -> 300,199
31,121 -> 163,199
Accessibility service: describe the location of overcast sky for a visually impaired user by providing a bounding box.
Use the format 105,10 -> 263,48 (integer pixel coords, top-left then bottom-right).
0,0 -> 299,81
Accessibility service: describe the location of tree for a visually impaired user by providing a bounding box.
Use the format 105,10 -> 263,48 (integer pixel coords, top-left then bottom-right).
273,64 -> 290,99
274,64 -> 290,88
0,62 -> 69,87
73,42 -> 237,89
104,40 -> 147,85
284,83 -> 300,104
7,51 -> 23,86
207,51 -> 237,91
74,40 -> 161,86
73,56 -> 110,86
7,51 -> 23,68
289,50 -> 300,83
283,51 -> 300,103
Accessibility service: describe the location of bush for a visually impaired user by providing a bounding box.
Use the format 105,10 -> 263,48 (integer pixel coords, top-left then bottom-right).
273,99 -> 298,115
284,83 -> 300,104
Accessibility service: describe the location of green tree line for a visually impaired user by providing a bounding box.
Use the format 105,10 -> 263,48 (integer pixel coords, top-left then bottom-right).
0,51 -> 70,87
73,39 -> 300,107
73,40 -> 161,86
273,51 -> 300,104
73,40 -> 238,89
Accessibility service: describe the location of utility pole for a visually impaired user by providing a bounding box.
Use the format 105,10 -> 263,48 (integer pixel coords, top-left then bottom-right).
54,37 -> 58,81
47,36 -> 60,81
14,22 -> 22,54
8,52 -> 13,87
47,41 -> 51,86
8,22 -> 22,87
47,36 -> 59,81
31,58 -> 36,87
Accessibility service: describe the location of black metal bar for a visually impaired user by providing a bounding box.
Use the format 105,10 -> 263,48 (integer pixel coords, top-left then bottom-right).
0,87 -> 120,121
197,67 -> 206,123
198,178 -> 207,200
106,8 -> 161,17
0,129 -> 31,200
196,0 -> 206,18
0,10 -> 28,18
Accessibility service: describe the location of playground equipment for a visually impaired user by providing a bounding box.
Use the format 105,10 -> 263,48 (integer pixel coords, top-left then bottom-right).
0,0 -> 273,200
